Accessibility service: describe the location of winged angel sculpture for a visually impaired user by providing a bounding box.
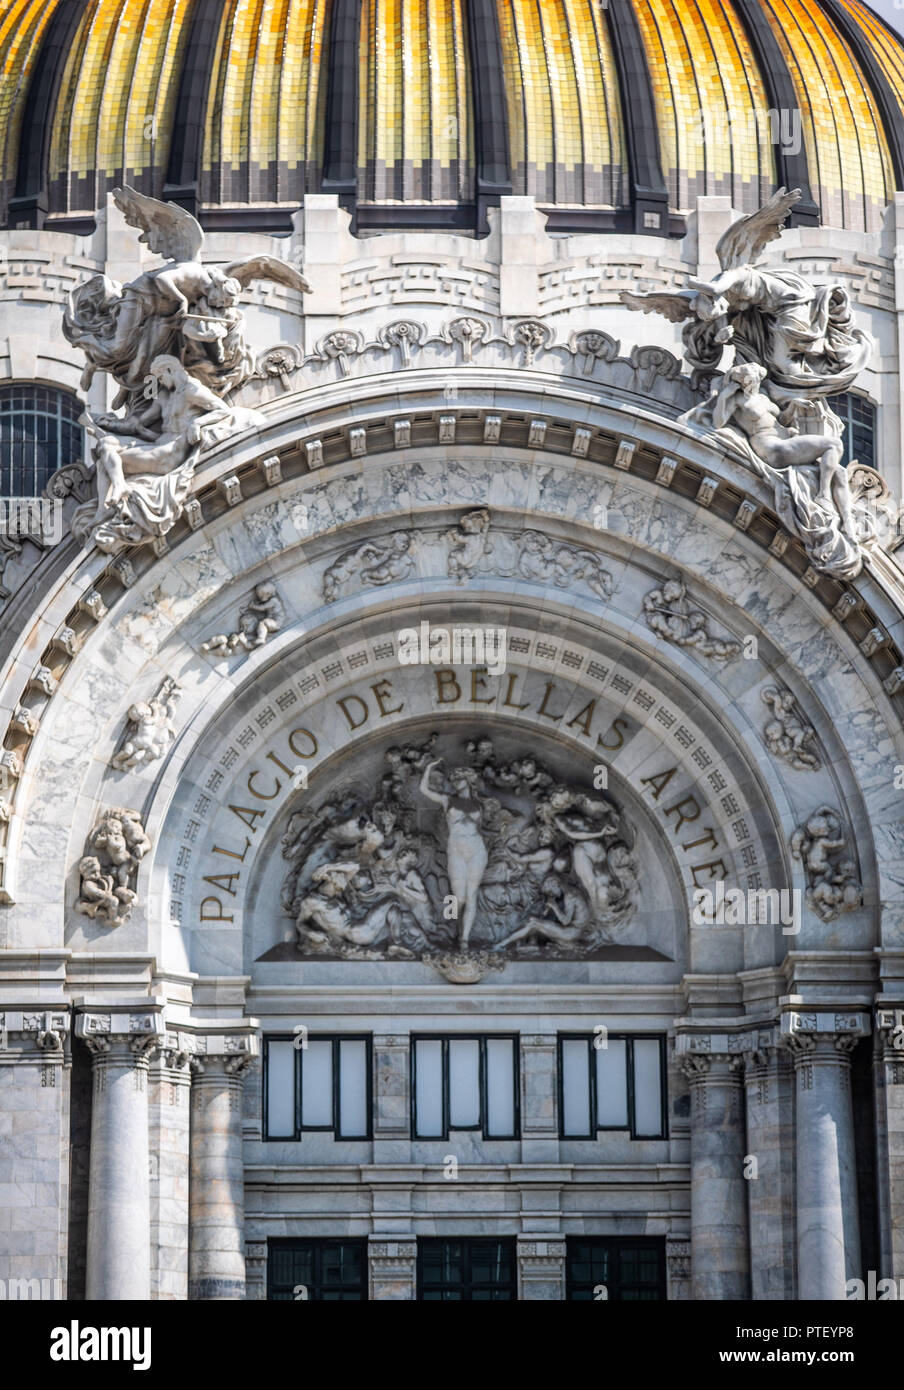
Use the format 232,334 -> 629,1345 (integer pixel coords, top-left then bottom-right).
63,187 -> 310,551
621,188 -> 891,579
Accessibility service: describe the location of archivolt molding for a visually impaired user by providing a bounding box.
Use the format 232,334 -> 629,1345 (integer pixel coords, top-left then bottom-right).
1,386 -> 903,938
3,441 -> 901,961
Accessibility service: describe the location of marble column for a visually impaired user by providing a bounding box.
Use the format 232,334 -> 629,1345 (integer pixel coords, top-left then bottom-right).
188,1030 -> 258,1300
368,1237 -> 417,1299
676,1032 -> 750,1300
0,1008 -> 71,1299
742,1032 -> 796,1300
875,1007 -> 904,1281
76,1005 -> 165,1301
780,1009 -> 869,1300
148,1031 -> 192,1299
517,1237 -> 566,1299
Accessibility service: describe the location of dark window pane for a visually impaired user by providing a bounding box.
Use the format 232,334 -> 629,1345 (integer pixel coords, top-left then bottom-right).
0,383 -> 82,494
418,1239 -> 516,1300
829,391 -> 876,470
267,1239 -> 367,1301
567,1238 -> 665,1301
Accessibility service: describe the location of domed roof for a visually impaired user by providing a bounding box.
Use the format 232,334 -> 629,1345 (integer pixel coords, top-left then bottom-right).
2,0 -> 904,235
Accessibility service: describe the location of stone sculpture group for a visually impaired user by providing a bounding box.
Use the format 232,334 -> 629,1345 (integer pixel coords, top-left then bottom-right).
622,186 -> 889,579
62,186 -> 309,552
279,733 -> 639,977
60,189 -> 871,958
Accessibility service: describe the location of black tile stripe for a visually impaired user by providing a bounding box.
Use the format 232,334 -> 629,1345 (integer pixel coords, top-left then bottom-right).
8,0 -> 90,228
322,0 -> 362,211
605,0 -> 670,235
163,0 -> 228,216
733,0 -> 820,223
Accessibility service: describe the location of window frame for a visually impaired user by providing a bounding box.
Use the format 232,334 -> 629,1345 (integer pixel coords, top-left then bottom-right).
417,1237 -> 518,1301
410,1033 -> 521,1140
829,389 -> 876,470
557,1033 -> 668,1140
267,1237 -> 369,1301
0,381 -> 82,495
565,1236 -> 666,1300
262,1033 -> 373,1141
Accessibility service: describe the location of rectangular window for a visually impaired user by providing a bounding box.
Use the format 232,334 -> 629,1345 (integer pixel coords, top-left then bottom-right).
267,1239 -> 367,1300
558,1034 -> 667,1139
411,1036 -> 519,1139
263,1035 -> 371,1140
566,1237 -> 665,1300
418,1239 -> 517,1301
829,390 -> 876,471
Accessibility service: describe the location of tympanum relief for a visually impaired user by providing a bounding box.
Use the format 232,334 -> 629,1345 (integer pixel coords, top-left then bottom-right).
275,732 -> 642,978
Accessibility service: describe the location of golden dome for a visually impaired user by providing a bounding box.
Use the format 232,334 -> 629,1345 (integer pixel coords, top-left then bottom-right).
2,0 -> 903,234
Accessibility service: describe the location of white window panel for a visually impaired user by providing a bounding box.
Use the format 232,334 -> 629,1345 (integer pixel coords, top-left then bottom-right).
596,1038 -> 628,1128
485,1038 -> 515,1136
338,1039 -> 368,1137
449,1039 -> 481,1128
633,1040 -> 663,1137
562,1038 -> 591,1136
415,1039 -> 444,1136
266,1040 -> 296,1138
301,1040 -> 333,1128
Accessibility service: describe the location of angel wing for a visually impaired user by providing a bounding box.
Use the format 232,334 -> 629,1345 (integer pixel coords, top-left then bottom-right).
619,288 -> 698,324
112,185 -> 203,263
715,187 -> 801,271
225,255 -> 311,294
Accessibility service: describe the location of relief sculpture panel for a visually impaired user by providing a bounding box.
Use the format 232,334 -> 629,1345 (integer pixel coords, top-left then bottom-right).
270,732 -> 656,980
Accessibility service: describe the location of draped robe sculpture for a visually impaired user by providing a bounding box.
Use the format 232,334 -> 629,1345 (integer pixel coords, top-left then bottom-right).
61,186 -> 310,551
621,188 -> 892,579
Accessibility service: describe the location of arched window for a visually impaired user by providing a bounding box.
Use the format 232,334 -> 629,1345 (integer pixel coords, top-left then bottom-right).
0,384 -> 82,495
830,392 -> 876,470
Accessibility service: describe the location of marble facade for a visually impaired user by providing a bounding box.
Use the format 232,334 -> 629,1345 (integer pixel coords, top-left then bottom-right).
2,192 -> 904,1299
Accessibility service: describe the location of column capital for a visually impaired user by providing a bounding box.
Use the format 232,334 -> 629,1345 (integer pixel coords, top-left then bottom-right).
874,1007 -> 904,1075
674,1029 -> 755,1077
779,1009 -> 870,1059
186,1024 -> 260,1079
0,1007 -> 70,1058
876,1006 -> 904,1048
75,1003 -> 165,1061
